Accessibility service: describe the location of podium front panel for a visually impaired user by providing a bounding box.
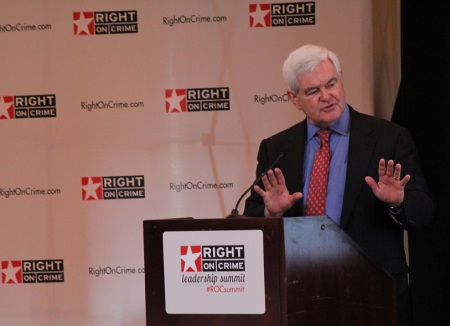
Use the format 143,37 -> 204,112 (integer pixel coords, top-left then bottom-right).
143,217 -> 283,326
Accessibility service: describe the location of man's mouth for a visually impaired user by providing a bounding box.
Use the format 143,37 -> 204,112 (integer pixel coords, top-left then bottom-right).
322,103 -> 335,111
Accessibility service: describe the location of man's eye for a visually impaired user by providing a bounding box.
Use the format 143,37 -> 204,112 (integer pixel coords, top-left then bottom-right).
326,79 -> 338,88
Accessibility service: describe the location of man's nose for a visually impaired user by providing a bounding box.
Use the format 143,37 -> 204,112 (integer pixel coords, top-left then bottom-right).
320,88 -> 331,100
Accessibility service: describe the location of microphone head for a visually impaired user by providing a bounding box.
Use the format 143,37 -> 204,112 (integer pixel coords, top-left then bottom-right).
277,150 -> 288,162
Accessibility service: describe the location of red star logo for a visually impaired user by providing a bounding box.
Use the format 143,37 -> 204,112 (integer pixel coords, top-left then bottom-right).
165,89 -> 187,113
249,4 -> 271,27
180,246 -> 202,272
1,260 -> 22,284
0,96 -> 14,119
73,12 -> 95,35
81,177 -> 103,200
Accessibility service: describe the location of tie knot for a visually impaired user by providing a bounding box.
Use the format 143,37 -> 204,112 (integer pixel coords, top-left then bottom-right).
317,129 -> 331,143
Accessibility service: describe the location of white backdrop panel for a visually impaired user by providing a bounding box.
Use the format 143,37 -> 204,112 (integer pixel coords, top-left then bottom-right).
0,1 -> 373,325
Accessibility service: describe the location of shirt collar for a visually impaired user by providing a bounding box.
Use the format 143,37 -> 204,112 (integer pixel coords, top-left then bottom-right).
307,105 -> 350,141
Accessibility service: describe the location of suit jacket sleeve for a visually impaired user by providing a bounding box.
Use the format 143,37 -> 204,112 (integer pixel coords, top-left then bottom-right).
388,126 -> 435,229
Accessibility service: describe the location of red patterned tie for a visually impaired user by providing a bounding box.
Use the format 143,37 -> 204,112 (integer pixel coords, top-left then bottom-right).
306,129 -> 331,216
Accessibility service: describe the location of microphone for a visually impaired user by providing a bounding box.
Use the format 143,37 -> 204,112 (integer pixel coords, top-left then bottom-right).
228,151 -> 287,217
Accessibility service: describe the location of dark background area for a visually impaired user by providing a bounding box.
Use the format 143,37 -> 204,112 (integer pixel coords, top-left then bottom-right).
393,1 -> 450,325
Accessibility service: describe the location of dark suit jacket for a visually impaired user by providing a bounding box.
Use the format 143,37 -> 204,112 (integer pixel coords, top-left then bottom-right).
243,106 -> 434,312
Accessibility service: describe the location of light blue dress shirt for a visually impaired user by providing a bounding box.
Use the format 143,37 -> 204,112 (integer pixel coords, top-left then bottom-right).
303,105 -> 350,224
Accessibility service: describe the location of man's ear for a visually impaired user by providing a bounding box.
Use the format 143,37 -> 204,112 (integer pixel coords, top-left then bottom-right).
287,90 -> 296,103
287,90 -> 302,111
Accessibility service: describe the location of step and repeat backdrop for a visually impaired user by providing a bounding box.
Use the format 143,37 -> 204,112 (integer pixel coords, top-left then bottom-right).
1,1 -> 375,325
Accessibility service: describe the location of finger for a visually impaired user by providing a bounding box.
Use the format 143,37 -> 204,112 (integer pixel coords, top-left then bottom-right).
273,168 -> 286,185
289,192 -> 303,204
365,176 -> 377,190
386,160 -> 395,177
393,163 -> 402,180
378,158 -> 386,177
254,185 -> 265,197
400,174 -> 410,186
260,173 -> 271,190
266,169 -> 278,187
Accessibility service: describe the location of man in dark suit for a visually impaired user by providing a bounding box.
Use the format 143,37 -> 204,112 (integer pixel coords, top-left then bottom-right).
243,45 -> 434,326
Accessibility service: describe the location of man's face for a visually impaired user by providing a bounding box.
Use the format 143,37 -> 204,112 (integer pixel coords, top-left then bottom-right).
288,59 -> 346,128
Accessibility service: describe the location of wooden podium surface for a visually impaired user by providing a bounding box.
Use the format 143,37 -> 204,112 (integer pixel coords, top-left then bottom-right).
143,216 -> 396,325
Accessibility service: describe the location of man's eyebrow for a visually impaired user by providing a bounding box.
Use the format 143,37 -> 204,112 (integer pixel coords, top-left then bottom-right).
304,85 -> 319,94
326,76 -> 339,85
303,76 -> 338,93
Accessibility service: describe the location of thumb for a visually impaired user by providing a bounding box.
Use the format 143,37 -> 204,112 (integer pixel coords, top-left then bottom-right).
289,192 -> 303,205
364,176 -> 378,192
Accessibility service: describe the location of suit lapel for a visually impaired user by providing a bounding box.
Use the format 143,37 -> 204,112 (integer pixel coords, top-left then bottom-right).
280,121 -> 307,215
340,108 -> 376,227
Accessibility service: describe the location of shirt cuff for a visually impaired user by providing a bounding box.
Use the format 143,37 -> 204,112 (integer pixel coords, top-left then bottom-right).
387,205 -> 404,225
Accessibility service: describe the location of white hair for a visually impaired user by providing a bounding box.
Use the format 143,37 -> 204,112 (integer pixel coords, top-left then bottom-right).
282,44 -> 341,94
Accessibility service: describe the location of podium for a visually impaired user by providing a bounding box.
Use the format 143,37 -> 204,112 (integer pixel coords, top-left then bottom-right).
143,216 -> 396,325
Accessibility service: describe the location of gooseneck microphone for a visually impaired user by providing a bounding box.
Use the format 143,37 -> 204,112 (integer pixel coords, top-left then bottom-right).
229,151 -> 287,217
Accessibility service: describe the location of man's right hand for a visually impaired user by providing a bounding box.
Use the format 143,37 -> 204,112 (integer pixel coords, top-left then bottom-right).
254,168 -> 303,217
